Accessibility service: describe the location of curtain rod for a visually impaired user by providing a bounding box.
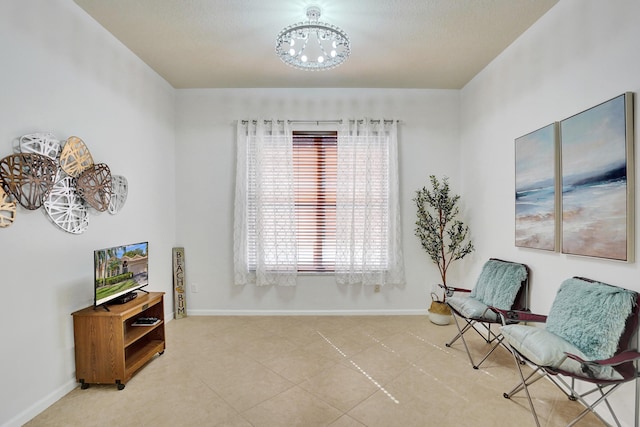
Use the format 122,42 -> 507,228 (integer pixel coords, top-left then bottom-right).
240,119 -> 399,125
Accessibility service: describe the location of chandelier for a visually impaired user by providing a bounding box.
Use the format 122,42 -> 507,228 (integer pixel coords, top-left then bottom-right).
275,6 -> 351,71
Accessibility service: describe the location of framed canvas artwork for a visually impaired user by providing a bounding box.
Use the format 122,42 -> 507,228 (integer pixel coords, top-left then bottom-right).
560,92 -> 634,261
515,123 -> 559,251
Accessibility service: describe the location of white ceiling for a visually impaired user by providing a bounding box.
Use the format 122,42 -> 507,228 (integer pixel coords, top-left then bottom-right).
73,0 -> 559,89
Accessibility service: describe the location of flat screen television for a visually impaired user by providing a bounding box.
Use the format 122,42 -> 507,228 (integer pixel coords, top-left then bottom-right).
94,241 -> 149,306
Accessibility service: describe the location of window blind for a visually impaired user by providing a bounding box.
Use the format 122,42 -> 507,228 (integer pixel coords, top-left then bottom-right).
293,131 -> 337,271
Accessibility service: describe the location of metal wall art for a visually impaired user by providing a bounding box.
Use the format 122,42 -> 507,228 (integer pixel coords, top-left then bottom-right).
44,176 -> 89,234
0,153 -> 57,210
0,132 -> 128,233
108,175 -> 128,214
19,133 -> 61,159
59,136 -> 94,178
0,186 -> 17,228
76,163 -> 112,212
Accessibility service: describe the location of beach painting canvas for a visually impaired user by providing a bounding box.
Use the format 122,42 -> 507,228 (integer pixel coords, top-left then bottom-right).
515,123 -> 558,250
560,93 -> 634,261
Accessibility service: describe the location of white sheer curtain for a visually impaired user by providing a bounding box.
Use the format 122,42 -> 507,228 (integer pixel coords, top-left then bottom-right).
234,119 -> 298,286
335,119 -> 404,286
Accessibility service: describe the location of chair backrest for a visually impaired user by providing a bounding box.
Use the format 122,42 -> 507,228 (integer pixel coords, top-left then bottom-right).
469,258 -> 529,310
545,277 -> 638,361
619,290 -> 640,353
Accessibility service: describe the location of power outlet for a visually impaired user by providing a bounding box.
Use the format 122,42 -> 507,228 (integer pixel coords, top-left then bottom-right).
374,284 -> 381,293
191,283 -> 199,293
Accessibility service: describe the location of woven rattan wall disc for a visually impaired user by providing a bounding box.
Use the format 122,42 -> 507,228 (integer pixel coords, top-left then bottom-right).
59,136 -> 94,178
19,133 -> 61,160
108,175 -> 128,214
76,163 -> 112,212
0,186 -> 17,228
0,153 -> 57,210
44,176 -> 89,234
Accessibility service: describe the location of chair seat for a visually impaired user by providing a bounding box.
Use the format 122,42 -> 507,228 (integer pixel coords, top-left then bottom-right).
500,324 -> 621,381
447,296 -> 498,322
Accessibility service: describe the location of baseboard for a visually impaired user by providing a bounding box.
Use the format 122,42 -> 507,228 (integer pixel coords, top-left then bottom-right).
3,379 -> 77,427
186,309 -> 427,316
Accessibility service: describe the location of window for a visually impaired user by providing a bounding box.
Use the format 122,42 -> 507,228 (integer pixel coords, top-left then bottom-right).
235,119 -> 404,286
293,131 -> 337,272
245,131 -> 337,273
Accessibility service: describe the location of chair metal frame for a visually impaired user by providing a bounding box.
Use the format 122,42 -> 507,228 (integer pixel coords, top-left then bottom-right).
496,277 -> 640,427
445,258 -> 530,369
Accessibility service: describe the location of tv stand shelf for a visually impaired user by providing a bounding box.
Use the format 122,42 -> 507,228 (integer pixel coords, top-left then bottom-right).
71,292 -> 165,390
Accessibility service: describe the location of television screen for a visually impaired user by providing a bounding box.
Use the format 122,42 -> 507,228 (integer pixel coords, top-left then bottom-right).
94,241 -> 149,306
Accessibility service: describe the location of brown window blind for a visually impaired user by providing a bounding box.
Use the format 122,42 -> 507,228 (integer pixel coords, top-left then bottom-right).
293,131 -> 337,271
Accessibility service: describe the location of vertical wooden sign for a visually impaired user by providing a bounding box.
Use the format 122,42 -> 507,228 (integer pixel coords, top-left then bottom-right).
172,247 -> 187,319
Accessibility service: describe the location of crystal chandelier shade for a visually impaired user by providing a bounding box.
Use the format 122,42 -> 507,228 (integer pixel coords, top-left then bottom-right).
275,6 -> 350,71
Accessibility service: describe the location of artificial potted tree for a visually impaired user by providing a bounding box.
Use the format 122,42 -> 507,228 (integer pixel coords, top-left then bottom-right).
414,175 -> 474,325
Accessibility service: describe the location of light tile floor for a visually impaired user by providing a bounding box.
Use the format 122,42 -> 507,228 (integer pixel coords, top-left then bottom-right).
26,316 -> 604,426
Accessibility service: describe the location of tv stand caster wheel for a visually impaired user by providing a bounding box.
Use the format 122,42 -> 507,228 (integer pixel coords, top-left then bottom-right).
80,380 -> 89,390
116,380 -> 125,390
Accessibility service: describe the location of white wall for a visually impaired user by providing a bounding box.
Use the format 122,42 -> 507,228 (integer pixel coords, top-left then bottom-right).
460,0 -> 640,424
0,1 -> 176,426
175,88 -> 461,314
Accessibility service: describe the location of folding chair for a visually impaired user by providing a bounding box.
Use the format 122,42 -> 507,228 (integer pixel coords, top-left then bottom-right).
445,258 -> 530,369
497,277 -> 640,427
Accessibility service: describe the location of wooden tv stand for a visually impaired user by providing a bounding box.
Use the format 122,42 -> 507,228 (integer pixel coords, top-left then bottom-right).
71,291 -> 165,390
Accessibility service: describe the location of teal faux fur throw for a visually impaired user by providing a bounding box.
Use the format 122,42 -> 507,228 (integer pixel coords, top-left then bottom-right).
469,259 -> 528,310
546,278 -> 637,360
